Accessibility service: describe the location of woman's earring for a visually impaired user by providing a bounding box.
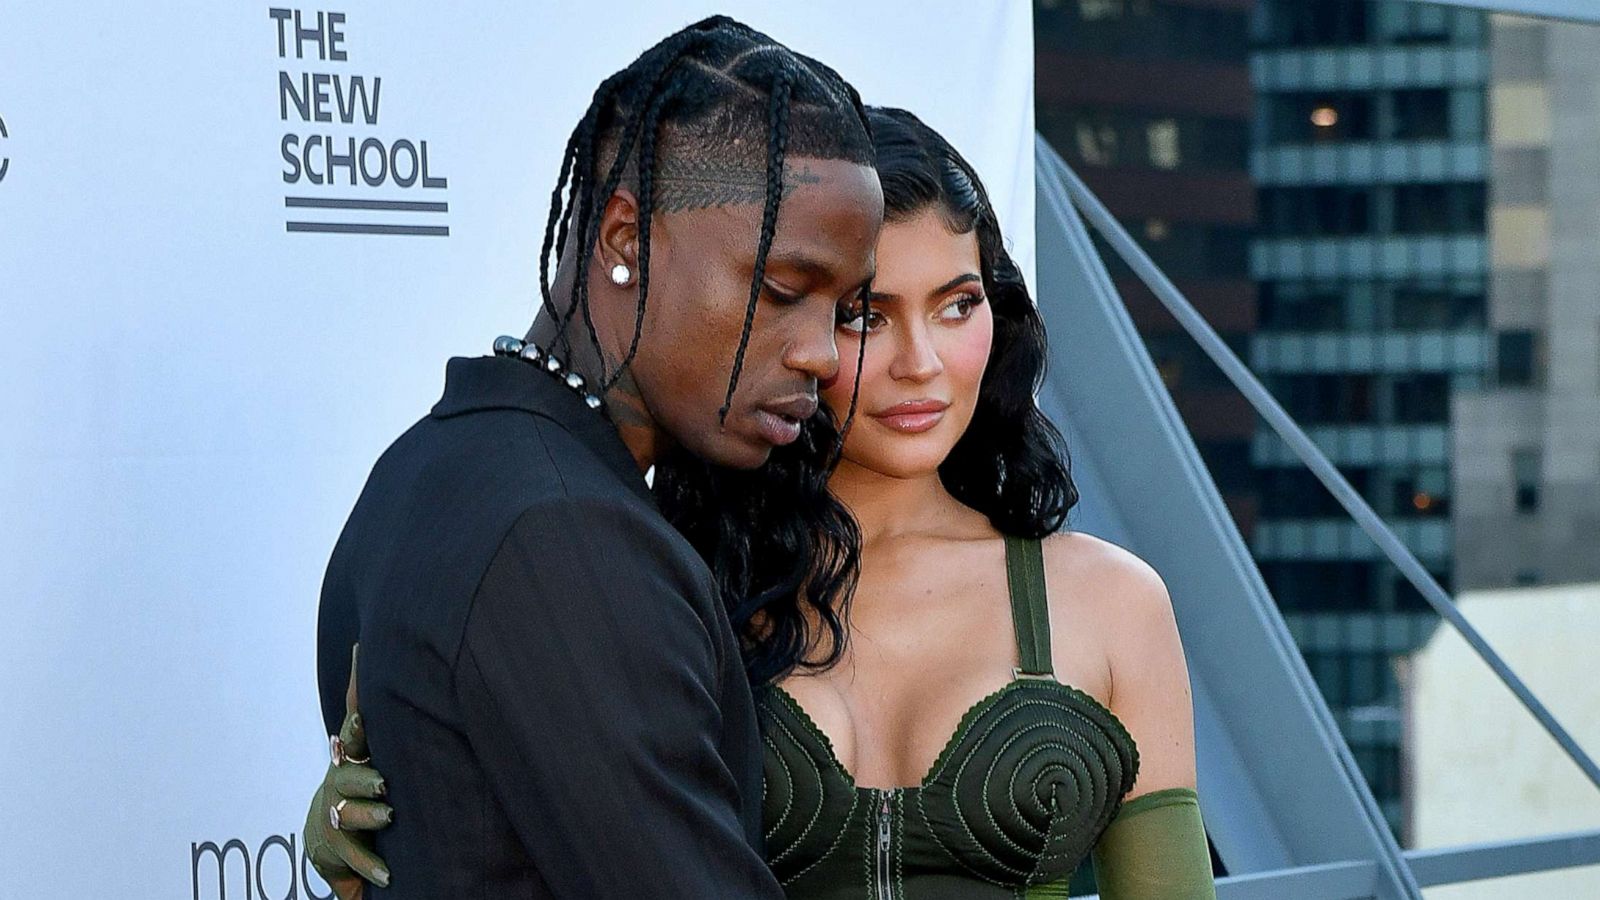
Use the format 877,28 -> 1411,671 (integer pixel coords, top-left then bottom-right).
609,263 -> 632,286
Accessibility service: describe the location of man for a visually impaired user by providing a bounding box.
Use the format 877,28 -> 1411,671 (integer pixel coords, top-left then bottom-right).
304,16 -> 882,898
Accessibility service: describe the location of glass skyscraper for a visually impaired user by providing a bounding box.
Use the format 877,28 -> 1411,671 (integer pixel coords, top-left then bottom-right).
1035,0 -> 1260,543
1248,0 -> 1490,840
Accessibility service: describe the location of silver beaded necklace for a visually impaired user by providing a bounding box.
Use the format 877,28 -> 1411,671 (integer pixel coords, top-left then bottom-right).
491,335 -> 605,412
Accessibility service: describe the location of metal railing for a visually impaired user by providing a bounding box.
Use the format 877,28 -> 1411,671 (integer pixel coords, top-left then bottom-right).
1036,135 -> 1600,896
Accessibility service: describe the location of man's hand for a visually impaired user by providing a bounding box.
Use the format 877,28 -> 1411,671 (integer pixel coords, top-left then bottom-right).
303,645 -> 394,899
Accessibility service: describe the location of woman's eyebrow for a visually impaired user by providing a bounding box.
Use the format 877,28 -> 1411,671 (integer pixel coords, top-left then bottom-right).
865,272 -> 982,304
929,273 -> 982,296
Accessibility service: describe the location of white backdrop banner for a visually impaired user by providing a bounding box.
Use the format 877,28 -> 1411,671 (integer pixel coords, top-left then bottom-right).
0,2 -> 1034,896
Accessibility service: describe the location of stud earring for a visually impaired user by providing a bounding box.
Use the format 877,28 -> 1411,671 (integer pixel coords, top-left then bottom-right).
609,263 -> 632,286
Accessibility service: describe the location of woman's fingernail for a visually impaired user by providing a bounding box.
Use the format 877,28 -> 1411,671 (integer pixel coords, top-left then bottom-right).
374,865 -> 391,887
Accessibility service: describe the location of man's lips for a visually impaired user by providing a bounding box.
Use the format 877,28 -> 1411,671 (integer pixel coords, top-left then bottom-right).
870,399 -> 950,434
752,394 -> 819,446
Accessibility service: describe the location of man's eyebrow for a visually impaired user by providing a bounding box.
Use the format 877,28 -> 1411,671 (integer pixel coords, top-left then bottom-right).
865,272 -> 982,303
765,254 -> 875,295
764,253 -> 835,282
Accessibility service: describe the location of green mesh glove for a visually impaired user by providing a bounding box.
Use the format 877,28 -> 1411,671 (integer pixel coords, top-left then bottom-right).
1089,787 -> 1216,899
303,646 -> 395,899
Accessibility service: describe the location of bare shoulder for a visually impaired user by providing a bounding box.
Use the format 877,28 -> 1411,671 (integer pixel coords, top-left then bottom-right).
1043,533 -> 1197,792
1038,531 -> 1175,631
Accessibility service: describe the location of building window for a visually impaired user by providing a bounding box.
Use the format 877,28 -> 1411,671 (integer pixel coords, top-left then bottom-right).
1038,109 -> 1246,171
1390,89 -> 1452,140
1143,332 -> 1244,391
1353,744 -> 1404,809
1267,373 -> 1375,424
1392,467 -> 1450,518
1261,467 -> 1372,518
1076,0 -> 1146,20
1386,2 -> 1454,46
1392,183 -> 1485,235
1262,561 -> 1373,611
1107,221 -> 1250,279
1267,92 -> 1376,144
1261,281 -> 1348,330
1036,0 -> 1245,62
1512,447 -> 1541,513
1075,121 -> 1120,166
1391,279 -> 1485,329
1496,330 -> 1537,387
1260,186 -> 1372,236
1146,119 -> 1181,169
1262,0 -> 1371,47
1392,374 -> 1451,424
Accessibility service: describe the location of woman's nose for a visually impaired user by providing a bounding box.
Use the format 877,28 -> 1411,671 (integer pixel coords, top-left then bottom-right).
890,323 -> 944,383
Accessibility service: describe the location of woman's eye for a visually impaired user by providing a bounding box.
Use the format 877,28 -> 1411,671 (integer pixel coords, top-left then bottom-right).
837,307 -> 885,334
938,293 -> 984,321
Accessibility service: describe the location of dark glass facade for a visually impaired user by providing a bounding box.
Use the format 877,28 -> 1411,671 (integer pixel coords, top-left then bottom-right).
1036,0 -> 1261,543
1250,0 -> 1489,842
1037,0 -> 1490,848
1035,0 -> 1254,886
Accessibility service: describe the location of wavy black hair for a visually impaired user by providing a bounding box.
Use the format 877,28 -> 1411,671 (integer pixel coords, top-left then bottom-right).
868,106 -> 1078,539
654,411 -> 860,688
660,106 -> 1078,686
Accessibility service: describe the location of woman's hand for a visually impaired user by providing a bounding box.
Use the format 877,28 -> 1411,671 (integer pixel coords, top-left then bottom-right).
303,645 -> 395,899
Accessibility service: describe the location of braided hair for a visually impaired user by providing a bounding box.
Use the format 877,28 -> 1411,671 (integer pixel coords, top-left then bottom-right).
538,15 -> 876,404
540,16 -> 878,688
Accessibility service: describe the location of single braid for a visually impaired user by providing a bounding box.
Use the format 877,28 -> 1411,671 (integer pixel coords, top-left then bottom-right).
606,80 -> 679,390
543,69 -> 630,342
718,66 -> 792,423
552,105 -> 605,356
830,292 -> 871,467
537,128 -> 582,321
558,32 -> 708,375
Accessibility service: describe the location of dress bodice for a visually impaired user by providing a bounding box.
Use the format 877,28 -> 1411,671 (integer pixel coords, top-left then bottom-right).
757,536 -> 1140,898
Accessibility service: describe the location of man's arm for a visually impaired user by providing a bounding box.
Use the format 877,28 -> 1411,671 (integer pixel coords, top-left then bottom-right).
454,495 -> 782,898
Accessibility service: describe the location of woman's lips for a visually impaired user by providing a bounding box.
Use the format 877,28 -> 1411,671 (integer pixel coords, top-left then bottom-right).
871,399 -> 949,434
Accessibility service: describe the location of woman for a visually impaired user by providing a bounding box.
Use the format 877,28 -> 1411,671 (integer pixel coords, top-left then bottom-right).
312,108 -> 1216,898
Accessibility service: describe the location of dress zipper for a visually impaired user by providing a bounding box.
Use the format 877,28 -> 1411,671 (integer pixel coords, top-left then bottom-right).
875,788 -> 894,899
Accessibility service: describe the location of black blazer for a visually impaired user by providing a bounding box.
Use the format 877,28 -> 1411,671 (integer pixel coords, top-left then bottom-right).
317,355 -> 782,898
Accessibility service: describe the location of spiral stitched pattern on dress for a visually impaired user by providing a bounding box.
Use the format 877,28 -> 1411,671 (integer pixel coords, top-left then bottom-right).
758,687 -> 860,884
916,679 -> 1138,885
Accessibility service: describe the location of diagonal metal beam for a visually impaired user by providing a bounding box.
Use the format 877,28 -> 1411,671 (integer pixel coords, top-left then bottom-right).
1041,137 -> 1600,797
1034,137 -> 1421,899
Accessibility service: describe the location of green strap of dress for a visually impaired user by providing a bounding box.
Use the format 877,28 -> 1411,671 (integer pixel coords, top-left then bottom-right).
1004,535 -> 1054,677
1004,537 -> 1216,899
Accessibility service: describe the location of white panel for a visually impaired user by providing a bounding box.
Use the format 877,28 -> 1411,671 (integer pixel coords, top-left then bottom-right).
0,2 -> 1036,895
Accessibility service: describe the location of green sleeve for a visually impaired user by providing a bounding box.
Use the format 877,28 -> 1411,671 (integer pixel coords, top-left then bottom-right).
1088,787 -> 1216,899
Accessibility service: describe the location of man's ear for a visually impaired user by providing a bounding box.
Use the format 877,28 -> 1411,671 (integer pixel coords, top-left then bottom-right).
597,188 -> 640,284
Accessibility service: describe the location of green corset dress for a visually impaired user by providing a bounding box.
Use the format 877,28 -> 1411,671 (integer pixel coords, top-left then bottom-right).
758,536 -> 1140,899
